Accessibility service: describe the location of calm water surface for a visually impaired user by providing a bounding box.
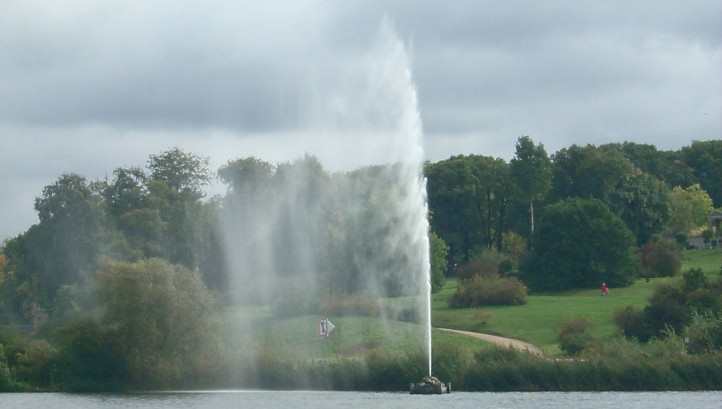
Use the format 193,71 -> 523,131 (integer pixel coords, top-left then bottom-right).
2,391 -> 721,409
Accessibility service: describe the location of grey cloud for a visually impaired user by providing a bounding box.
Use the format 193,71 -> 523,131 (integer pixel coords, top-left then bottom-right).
1,0 -> 721,239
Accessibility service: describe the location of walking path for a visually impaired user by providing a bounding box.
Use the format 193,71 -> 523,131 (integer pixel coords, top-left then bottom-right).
437,327 -> 544,356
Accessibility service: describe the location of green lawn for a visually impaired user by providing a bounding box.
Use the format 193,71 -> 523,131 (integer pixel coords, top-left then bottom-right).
432,248 -> 722,354
221,307 -> 491,362
219,249 -> 720,359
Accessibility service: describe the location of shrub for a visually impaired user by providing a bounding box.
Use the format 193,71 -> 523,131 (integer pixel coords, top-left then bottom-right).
559,318 -> 593,355
449,274 -> 527,307
95,258 -> 221,388
644,285 -> 691,337
685,313 -> 722,354
614,306 -> 651,341
686,288 -> 721,314
53,319 -> 128,391
0,344 -> 15,391
456,249 -> 506,280
682,268 -> 707,293
14,339 -> 56,387
640,239 -> 681,278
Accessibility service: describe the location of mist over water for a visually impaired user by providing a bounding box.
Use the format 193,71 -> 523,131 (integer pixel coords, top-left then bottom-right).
217,21 -> 433,379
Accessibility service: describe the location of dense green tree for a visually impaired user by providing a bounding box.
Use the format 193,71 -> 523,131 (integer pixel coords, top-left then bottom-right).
103,167 -> 148,218
218,157 -> 274,195
510,136 -> 552,241
668,184 -> 714,234
681,140 -> 722,207
551,144 -> 635,202
146,149 -> 211,268
426,157 -> 482,264
147,148 -> 210,199
103,167 -> 163,260
95,258 -> 220,386
524,198 -> 638,291
2,175 -> 106,317
608,172 -> 670,245
640,239 -> 681,278
426,155 -> 513,266
604,142 -> 697,189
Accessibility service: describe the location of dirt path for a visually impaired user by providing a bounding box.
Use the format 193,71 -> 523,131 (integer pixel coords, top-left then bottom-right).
437,328 -> 543,356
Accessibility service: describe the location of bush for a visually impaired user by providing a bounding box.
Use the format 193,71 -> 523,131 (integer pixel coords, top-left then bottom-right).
644,285 -> 691,337
683,268 -> 707,292
558,318 -> 593,355
14,339 -> 56,387
686,288 -> 721,314
95,258 -> 221,388
616,284 -> 692,342
686,313 -> 722,354
0,344 -> 16,391
456,249 -> 506,280
614,306 -> 651,341
449,275 -> 527,307
52,319 -> 127,391
640,239 -> 681,278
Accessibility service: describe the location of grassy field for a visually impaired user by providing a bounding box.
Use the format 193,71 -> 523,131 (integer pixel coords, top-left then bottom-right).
221,307 -> 491,362
221,249 -> 720,359
433,248 -> 722,354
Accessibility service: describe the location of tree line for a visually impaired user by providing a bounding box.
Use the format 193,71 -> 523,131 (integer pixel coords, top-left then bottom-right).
427,139 -> 720,292
0,138 -> 720,390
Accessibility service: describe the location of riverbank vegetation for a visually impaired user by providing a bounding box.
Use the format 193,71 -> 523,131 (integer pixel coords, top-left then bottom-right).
1,138 -> 721,391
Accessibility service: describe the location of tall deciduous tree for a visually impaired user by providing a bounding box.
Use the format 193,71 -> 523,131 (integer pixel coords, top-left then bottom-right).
608,172 -> 670,246
668,184 -> 714,234
524,198 -> 638,291
96,258 -> 219,386
551,144 -> 635,202
510,136 -> 551,241
681,140 -> 722,207
426,155 -> 512,266
146,149 -> 211,268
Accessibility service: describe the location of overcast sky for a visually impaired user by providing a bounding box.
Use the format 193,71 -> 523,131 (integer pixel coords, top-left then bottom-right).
1,0 -> 721,240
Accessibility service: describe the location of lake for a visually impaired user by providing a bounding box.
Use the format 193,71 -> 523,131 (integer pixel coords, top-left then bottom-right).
2,391 -> 721,409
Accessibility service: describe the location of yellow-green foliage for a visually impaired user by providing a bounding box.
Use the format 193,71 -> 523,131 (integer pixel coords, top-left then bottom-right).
96,258 -> 221,386
450,275 -> 528,307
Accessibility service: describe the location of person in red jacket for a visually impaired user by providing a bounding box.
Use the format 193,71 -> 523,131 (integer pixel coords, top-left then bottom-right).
600,282 -> 609,296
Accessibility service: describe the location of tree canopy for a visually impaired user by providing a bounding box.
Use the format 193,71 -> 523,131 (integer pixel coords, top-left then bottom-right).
524,198 -> 638,291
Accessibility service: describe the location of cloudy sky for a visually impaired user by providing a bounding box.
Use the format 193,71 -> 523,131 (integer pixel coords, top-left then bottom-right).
1,0 -> 721,240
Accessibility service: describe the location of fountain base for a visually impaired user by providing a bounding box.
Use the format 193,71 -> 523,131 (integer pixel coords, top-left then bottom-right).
409,376 -> 451,394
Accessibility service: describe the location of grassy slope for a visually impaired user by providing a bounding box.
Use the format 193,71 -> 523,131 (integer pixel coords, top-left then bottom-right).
221,249 -> 719,359
432,248 -> 721,354
222,309 -> 491,362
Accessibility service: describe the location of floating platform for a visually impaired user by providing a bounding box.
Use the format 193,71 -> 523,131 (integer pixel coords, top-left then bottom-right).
409,376 -> 451,394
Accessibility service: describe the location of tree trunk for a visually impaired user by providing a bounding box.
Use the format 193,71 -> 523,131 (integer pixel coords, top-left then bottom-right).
529,199 -> 535,250
530,199 -> 535,235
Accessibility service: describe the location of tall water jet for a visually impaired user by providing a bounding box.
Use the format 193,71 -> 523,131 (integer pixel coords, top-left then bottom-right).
218,19 -> 435,388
